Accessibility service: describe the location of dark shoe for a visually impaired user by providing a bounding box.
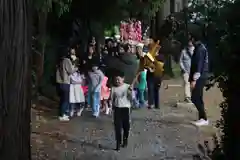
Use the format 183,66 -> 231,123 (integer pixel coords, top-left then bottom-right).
115,141 -> 121,151
148,105 -> 154,109
115,147 -> 120,151
122,138 -> 128,148
115,145 -> 120,151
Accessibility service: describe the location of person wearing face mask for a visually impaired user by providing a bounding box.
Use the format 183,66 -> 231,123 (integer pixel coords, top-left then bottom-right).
179,38 -> 195,103
70,49 -> 78,62
56,48 -> 78,121
88,62 -> 104,117
189,32 -> 209,126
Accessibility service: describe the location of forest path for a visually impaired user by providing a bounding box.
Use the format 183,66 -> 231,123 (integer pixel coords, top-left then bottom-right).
31,78 -> 222,160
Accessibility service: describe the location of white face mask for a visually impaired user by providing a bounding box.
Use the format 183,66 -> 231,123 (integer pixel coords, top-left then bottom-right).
71,55 -> 77,61
92,66 -> 98,71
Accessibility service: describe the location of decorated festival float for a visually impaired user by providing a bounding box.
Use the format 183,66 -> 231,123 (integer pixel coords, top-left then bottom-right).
119,19 -> 164,78
119,19 -> 142,45
103,19 -> 164,86
104,19 -> 146,45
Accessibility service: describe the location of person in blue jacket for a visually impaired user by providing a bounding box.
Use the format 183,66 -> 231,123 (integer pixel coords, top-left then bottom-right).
189,33 -> 209,126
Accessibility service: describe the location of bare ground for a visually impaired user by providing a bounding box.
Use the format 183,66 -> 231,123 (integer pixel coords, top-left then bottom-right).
31,78 -> 222,160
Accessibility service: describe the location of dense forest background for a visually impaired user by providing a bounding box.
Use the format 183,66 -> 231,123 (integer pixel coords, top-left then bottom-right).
32,0 -> 168,98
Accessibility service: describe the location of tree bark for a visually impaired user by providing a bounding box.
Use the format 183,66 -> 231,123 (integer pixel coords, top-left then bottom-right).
36,11 -> 48,91
170,0 -> 175,13
0,0 -> 32,159
164,54 -> 174,77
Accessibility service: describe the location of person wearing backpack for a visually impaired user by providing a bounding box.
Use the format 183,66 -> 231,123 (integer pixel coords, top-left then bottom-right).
179,38 -> 195,103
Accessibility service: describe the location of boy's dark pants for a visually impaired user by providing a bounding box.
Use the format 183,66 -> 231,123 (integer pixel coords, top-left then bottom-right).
114,107 -> 130,146
191,77 -> 207,120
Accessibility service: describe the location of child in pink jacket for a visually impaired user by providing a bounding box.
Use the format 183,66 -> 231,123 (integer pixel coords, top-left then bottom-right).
101,76 -> 111,114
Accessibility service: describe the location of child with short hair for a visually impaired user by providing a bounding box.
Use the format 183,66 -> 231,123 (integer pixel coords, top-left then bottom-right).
110,71 -> 132,151
88,63 -> 104,117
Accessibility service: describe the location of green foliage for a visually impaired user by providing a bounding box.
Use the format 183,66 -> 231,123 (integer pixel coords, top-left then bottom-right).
34,0 -> 72,16
161,0 -> 240,159
71,0 -> 166,26
127,0 -> 166,18
181,0 -> 240,159
32,0 -> 167,99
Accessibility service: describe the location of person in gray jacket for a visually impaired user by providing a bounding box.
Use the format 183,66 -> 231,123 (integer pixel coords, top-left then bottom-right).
88,62 -> 104,117
56,48 -> 78,121
179,38 -> 195,103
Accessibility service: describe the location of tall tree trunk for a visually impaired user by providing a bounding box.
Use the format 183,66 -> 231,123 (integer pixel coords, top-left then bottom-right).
164,54 -> 174,77
35,11 -> 47,94
183,0 -> 189,44
170,0 -> 175,13
0,0 -> 31,159
163,0 -> 175,77
183,0 -> 188,7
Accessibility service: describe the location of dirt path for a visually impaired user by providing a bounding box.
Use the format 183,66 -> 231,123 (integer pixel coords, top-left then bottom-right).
31,79 -> 222,160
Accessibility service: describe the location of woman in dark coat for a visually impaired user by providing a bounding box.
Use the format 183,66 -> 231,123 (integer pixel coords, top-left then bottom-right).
82,44 -> 100,73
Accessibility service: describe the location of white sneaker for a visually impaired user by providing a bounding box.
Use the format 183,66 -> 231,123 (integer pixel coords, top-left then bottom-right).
93,112 -> 99,118
105,108 -> 110,115
70,110 -> 74,117
77,109 -> 83,117
193,119 -> 209,126
59,115 -> 69,121
184,97 -> 192,103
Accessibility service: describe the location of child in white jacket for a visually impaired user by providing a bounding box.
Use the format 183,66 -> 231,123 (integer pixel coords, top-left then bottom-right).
69,71 -> 85,117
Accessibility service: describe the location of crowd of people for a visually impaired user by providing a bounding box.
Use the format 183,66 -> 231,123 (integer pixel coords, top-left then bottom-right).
56,37 -> 154,150
56,32 -> 210,151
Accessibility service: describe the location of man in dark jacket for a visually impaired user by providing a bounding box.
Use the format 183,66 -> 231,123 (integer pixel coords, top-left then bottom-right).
189,33 -> 209,126
105,44 -> 139,85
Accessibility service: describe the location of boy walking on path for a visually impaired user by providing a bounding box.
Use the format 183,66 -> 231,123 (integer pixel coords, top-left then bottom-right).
110,71 -> 132,151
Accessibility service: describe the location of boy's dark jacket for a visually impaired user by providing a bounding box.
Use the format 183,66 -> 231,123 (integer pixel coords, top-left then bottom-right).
189,42 -> 209,82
